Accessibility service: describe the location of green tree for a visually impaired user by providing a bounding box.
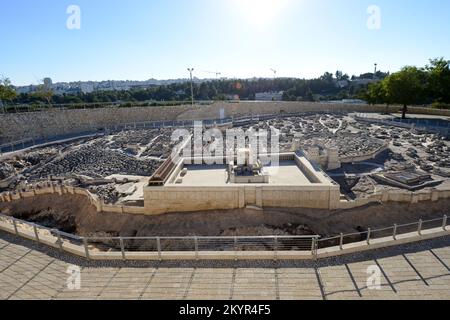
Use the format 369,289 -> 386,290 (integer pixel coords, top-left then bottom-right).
320,72 -> 334,83
382,66 -> 426,119
304,87 -> 314,101
426,57 -> 450,103
335,70 -> 349,81
364,82 -> 386,105
0,78 -> 17,113
33,80 -> 54,108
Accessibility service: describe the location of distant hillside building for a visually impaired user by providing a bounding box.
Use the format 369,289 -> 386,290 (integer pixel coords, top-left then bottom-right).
335,80 -> 350,88
80,83 -> 95,93
255,91 -> 284,101
351,78 -> 378,87
43,78 -> 53,87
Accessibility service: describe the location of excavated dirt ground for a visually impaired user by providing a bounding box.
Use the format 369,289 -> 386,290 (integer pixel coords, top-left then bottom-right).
1,194 -> 449,239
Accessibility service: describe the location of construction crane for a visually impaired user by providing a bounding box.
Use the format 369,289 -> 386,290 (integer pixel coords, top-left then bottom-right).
270,68 -> 277,79
203,71 -> 222,79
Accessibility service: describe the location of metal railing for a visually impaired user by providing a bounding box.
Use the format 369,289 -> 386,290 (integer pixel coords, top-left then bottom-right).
316,216 -> 448,250
0,213 -> 448,260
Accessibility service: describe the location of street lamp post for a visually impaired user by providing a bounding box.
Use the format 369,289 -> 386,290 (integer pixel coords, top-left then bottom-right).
187,68 -> 195,106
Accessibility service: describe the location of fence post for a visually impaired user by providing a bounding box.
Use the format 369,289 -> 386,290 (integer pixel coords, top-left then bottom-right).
234,237 -> 238,261
33,224 -> 40,243
274,236 -> 278,262
418,219 -> 423,235
367,228 -> 371,245
83,238 -> 90,260
339,233 -> 344,250
156,237 -> 162,261
194,236 -> 199,261
55,230 -> 63,251
12,218 -> 19,235
443,215 -> 448,231
120,238 -> 125,261
311,238 -> 317,259
393,224 -> 397,240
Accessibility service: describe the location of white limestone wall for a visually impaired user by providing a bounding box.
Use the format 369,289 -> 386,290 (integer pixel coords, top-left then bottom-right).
2,101 -> 449,144
1,183 -> 450,215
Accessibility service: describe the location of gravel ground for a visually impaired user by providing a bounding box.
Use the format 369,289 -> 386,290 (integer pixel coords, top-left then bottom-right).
31,142 -> 160,179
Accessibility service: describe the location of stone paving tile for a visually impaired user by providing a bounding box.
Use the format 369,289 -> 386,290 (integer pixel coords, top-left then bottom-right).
0,250 -> 55,300
97,268 -> 156,300
345,260 -> 399,300
319,265 -> 361,300
140,268 -> 194,300
403,251 -> 450,300
431,247 -> 450,268
277,268 -> 322,300
55,267 -> 120,300
9,260 -> 69,300
377,260 -> 421,282
2,234 -> 450,300
232,269 -> 277,300
0,245 -> 30,272
376,255 -> 429,296
0,239 -> 9,249
185,268 -> 233,300
406,251 -> 449,275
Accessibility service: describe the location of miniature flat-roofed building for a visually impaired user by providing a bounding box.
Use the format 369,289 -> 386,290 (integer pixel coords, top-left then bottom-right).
143,150 -> 341,214
228,149 -> 270,184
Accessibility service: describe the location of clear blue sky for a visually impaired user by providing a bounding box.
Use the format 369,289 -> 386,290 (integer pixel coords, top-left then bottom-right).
1,0 -> 449,86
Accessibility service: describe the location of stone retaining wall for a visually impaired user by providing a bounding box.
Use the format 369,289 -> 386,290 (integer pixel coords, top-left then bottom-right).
338,187 -> 450,209
1,183 -> 450,215
2,101 -> 449,144
0,185 -> 147,215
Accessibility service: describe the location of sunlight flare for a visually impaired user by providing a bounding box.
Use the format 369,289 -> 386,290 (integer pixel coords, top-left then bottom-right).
233,0 -> 290,29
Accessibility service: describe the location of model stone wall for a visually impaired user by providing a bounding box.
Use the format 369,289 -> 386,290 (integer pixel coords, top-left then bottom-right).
0,105 -> 196,144
144,186 -> 241,214
1,183 -> 450,215
1,102 -> 450,144
261,186 -> 341,210
143,184 -> 342,214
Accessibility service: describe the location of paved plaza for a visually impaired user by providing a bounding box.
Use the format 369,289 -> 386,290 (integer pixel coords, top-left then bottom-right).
1,231 -> 450,300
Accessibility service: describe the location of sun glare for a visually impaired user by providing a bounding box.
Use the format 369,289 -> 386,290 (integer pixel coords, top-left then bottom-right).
234,0 -> 290,29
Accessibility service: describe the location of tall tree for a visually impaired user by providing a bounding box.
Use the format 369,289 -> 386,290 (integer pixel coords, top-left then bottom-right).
426,57 -> 450,103
363,82 -> 386,105
382,66 -> 426,119
33,79 -> 54,108
320,72 -> 334,83
0,77 -> 17,113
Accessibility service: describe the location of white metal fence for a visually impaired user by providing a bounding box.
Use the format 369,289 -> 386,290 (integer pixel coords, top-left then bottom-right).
0,213 -> 448,260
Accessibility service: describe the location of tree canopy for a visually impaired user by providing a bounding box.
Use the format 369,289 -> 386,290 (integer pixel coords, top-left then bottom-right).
33,80 -> 54,107
426,58 -> 450,103
362,58 -> 450,118
11,71 -> 387,106
0,78 -> 17,101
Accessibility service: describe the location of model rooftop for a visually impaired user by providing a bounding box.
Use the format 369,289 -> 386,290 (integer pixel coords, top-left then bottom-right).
165,152 -> 335,188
